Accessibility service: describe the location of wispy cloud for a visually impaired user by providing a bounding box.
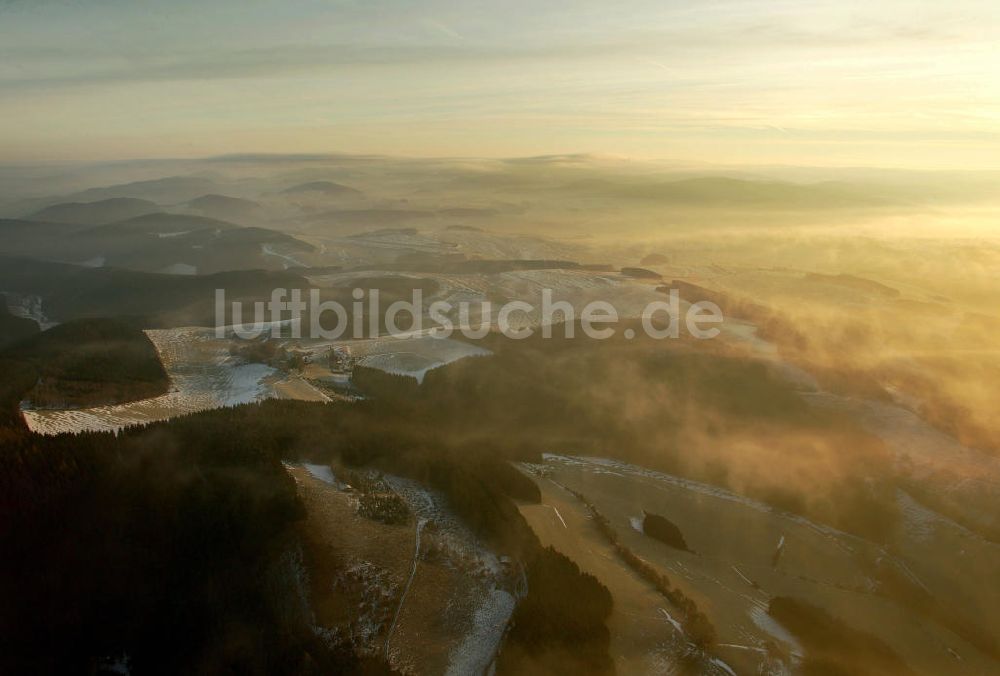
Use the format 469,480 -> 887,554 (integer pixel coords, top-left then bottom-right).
0,0 -> 997,165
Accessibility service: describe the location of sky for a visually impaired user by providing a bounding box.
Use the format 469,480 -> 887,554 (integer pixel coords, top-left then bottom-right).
1,0 -> 998,167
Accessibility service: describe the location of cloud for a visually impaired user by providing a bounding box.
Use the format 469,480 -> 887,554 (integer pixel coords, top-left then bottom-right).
0,0 -> 997,164
0,40 -> 637,93
420,18 -> 464,41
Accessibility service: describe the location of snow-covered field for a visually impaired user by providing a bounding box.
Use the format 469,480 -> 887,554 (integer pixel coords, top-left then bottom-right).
307,266 -> 670,343
492,268 -> 665,322
519,454 -> 1000,676
354,335 -> 491,383
18,321 -> 497,434
296,332 -> 490,384
21,327 -> 277,435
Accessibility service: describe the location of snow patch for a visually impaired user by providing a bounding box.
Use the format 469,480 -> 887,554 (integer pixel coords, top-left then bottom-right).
709,656 -> 738,676
22,327 -> 277,435
445,588 -> 515,676
304,463 -> 336,485
659,607 -> 684,634
549,505 -> 568,529
541,454 -> 859,550
749,606 -> 803,655
356,336 -> 491,383
262,243 -> 306,268
2,292 -> 57,329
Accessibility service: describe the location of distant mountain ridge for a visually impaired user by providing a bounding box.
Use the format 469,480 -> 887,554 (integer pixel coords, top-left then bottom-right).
558,176 -> 901,208
0,214 -> 314,275
281,180 -> 362,196
67,176 -> 219,204
85,212 -> 242,235
27,198 -> 162,225
184,194 -> 264,222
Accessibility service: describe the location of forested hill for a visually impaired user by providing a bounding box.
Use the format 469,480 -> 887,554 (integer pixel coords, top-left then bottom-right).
0,255 -> 310,327
0,386 -> 615,674
0,299 -> 39,350
2,318 -> 169,411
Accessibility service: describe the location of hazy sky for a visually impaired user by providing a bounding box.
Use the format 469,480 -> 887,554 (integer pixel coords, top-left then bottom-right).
1,0 -> 998,167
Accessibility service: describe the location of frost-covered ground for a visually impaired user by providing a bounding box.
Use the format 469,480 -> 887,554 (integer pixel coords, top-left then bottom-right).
297,333 -> 491,384
308,266 -> 670,343
21,327 -> 276,435
19,322 -> 495,433
385,474 -> 508,582
444,588 -> 516,676
354,335 -> 491,383
289,463 -> 518,675
382,473 -> 518,674
519,454 -> 1000,676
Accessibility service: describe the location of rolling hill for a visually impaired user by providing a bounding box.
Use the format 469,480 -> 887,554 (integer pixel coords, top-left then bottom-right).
280,180 -> 363,197
184,194 -> 264,222
0,256 -> 312,327
0,213 -> 315,274
27,198 -> 162,225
